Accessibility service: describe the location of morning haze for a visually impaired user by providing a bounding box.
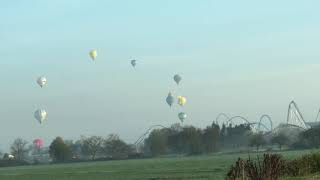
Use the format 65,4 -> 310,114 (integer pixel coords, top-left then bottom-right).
0,0 -> 320,151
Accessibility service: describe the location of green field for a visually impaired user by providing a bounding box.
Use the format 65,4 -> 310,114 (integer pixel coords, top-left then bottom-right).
0,150 -> 318,180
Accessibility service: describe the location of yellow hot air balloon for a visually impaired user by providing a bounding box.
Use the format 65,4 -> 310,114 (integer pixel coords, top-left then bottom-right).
177,96 -> 187,106
89,49 -> 97,61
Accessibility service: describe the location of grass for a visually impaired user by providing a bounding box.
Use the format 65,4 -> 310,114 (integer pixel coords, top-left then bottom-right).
0,149 -> 318,180
281,174 -> 320,180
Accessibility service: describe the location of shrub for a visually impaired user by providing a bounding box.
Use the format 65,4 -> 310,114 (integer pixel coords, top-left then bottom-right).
226,154 -> 286,180
0,160 -> 29,167
226,158 -> 245,180
285,153 -> 320,176
285,159 -> 300,176
227,152 -> 320,179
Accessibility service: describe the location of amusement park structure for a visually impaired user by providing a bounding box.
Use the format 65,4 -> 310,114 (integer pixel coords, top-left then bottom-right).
287,101 -> 320,129
134,125 -> 170,147
216,101 -> 320,132
215,113 -> 273,132
134,101 -> 320,149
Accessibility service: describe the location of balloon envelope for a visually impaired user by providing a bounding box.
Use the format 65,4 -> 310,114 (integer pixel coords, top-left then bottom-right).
34,109 -> 47,124
33,139 -> 44,148
177,96 -> 187,106
166,92 -> 175,107
89,49 -> 97,60
37,76 -> 47,88
173,74 -> 182,85
131,60 -> 137,67
178,112 -> 187,122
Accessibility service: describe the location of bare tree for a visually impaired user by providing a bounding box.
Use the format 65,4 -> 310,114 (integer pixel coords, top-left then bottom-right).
80,136 -> 104,160
10,138 -> 29,160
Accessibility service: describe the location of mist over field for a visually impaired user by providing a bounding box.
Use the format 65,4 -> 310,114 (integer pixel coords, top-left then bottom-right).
2,1 -> 320,180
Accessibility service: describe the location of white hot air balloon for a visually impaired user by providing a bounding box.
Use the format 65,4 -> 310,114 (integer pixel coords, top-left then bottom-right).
89,49 -> 97,61
178,112 -> 187,122
131,60 -> 137,67
37,76 -> 47,88
166,92 -> 175,107
34,109 -> 47,124
173,74 -> 182,85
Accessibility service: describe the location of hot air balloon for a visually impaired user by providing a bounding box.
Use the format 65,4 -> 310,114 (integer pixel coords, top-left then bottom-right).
89,49 -> 97,61
166,92 -> 175,107
34,109 -> 47,124
177,96 -> 187,106
178,112 -> 187,122
33,139 -> 44,149
173,74 -> 182,85
131,60 -> 137,67
37,76 -> 47,88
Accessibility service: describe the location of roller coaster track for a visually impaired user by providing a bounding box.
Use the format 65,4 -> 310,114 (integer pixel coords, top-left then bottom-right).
216,101 -> 316,134
215,113 -> 230,124
264,123 -> 307,136
287,101 -> 308,129
134,125 -> 170,147
315,109 -> 320,122
275,123 -> 307,131
135,101 -> 315,150
216,114 -> 273,132
259,114 -> 273,132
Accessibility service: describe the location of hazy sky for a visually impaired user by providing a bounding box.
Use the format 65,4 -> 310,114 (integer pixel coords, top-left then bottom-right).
1,0 -> 320,151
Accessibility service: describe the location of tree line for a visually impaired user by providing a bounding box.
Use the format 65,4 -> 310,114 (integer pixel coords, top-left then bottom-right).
1,122 -> 320,165
143,123 -> 320,156
1,134 -> 136,164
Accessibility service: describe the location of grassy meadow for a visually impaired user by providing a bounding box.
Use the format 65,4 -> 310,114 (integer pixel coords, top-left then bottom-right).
0,149 -> 318,180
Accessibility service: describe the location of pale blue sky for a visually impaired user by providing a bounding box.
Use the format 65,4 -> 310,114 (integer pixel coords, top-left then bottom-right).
1,0 -> 320,151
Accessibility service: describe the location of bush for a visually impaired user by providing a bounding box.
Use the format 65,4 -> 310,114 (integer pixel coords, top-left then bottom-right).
226,158 -> 245,180
285,153 -> 320,176
285,159 -> 300,176
227,154 -> 286,180
0,160 -> 29,167
227,153 -> 320,179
